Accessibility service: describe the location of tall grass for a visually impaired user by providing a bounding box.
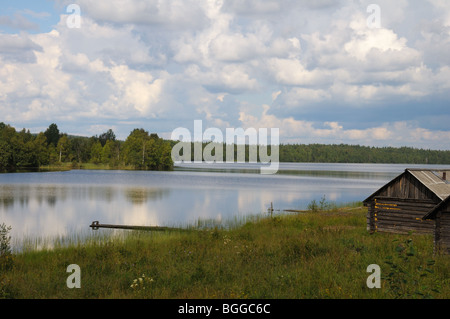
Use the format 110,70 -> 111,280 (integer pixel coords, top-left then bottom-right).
15,229 -> 117,253
306,195 -> 362,212
1,206 -> 449,299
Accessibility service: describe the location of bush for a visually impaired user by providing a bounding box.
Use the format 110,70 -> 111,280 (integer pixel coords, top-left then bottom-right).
0,223 -> 14,271
1,223 -> 14,298
383,238 -> 440,299
307,195 -> 332,212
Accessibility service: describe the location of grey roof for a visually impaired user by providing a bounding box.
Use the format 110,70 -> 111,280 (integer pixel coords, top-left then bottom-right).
407,169 -> 450,200
363,168 -> 450,204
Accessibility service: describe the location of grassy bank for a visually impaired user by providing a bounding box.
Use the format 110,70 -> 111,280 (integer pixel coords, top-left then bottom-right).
38,162 -> 136,171
1,206 -> 449,299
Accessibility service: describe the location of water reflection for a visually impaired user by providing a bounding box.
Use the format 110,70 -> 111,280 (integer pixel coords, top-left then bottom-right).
2,163 -> 447,250
0,184 -> 170,207
125,188 -> 169,204
0,182 -> 172,248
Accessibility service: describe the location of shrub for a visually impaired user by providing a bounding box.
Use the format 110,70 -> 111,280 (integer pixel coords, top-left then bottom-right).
383,238 -> 440,299
307,195 -> 332,212
0,223 -> 11,253
0,223 -> 14,298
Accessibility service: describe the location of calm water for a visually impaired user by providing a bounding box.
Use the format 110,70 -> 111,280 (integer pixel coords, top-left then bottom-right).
0,163 -> 448,250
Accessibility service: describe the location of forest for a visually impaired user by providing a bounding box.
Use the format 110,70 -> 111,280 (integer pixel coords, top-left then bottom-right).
278,143 -> 450,164
0,122 -> 449,172
182,142 -> 450,164
0,122 -> 174,172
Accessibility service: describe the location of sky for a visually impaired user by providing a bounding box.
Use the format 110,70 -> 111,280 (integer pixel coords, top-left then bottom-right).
0,0 -> 449,150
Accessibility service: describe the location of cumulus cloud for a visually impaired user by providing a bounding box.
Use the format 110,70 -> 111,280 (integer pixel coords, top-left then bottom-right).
238,104 -> 450,149
0,13 -> 40,31
58,0 -> 208,29
0,0 -> 449,149
0,33 -> 43,62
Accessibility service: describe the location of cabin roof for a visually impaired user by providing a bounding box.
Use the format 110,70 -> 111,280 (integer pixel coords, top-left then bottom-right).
423,195 -> 450,220
363,168 -> 450,204
407,169 -> 450,200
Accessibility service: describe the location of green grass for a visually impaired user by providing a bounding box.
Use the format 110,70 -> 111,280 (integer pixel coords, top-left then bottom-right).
38,162 -> 136,171
1,206 -> 449,299
76,163 -> 135,170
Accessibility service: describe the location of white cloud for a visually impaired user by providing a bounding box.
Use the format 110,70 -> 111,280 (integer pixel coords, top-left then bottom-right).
184,63 -> 258,93
64,0 -> 208,29
427,0 -> 450,26
0,0 -> 449,149
238,104 -> 450,149
0,32 -> 43,62
108,65 -> 164,117
0,13 -> 39,31
223,0 -> 281,15
267,58 -> 329,86
282,87 -> 331,106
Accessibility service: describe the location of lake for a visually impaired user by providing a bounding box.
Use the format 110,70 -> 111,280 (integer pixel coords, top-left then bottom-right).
1,162 -> 448,250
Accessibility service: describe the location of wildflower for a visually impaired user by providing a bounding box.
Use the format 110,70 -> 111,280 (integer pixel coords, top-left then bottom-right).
130,274 -> 155,292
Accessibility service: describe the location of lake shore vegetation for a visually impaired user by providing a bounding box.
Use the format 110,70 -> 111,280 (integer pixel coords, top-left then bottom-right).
1,204 -> 449,299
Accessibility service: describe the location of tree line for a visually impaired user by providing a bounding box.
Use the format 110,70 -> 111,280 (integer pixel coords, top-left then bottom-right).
1,122 -> 449,172
0,122 -> 173,172
278,143 -> 450,164
180,142 -> 450,165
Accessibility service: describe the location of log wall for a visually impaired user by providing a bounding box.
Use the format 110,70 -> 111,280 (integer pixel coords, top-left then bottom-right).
365,171 -> 442,234
370,197 -> 435,234
435,201 -> 450,254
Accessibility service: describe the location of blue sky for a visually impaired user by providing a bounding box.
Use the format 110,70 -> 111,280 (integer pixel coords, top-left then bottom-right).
0,0 -> 449,150
0,0 -> 59,33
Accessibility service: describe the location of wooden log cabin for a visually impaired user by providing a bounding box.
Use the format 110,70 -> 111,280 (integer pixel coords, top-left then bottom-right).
422,195 -> 450,254
363,169 -> 450,235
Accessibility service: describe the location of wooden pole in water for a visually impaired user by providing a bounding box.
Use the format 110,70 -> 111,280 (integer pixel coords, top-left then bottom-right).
89,221 -> 186,232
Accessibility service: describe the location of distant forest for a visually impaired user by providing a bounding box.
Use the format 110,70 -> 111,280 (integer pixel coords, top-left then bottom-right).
183,142 -> 450,165
278,143 -> 450,164
0,122 -> 449,172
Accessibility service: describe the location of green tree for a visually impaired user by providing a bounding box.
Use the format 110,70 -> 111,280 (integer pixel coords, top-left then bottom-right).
123,128 -> 149,169
110,140 -> 122,167
57,135 -> 70,163
0,123 -> 15,170
48,144 -> 59,165
90,141 -> 103,164
0,139 -> 12,170
101,140 -> 113,165
122,129 -> 173,170
44,123 -> 60,147
99,129 -> 116,147
11,129 -> 35,168
158,140 -> 174,170
32,133 -> 49,166
70,137 -> 85,164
